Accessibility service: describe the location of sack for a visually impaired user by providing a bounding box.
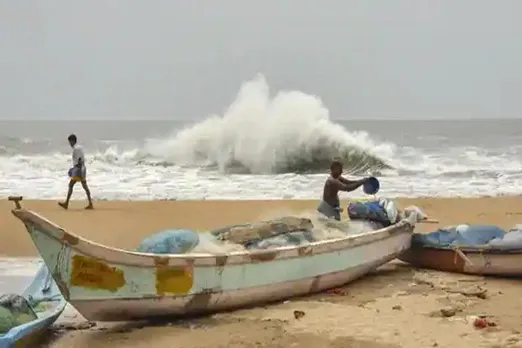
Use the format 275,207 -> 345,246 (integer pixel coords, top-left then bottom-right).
137,229 -> 200,254
347,201 -> 391,226
379,198 -> 399,224
403,205 -> 427,222
0,294 -> 37,334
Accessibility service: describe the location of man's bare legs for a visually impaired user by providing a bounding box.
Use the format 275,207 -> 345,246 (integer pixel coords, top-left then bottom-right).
81,181 -> 94,209
58,180 -> 75,209
58,180 -> 93,210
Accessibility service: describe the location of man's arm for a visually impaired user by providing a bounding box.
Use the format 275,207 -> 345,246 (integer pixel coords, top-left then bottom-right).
335,177 -> 368,192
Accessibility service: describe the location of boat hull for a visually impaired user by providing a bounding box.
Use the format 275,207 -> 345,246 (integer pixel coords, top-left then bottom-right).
12,208 -> 414,321
399,246 -> 522,276
72,243 -> 404,321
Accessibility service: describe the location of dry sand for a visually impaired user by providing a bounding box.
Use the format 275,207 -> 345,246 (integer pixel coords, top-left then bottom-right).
2,197 -> 522,347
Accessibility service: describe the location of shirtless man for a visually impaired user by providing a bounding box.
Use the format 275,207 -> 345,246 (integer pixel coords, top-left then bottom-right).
58,134 -> 94,210
317,160 -> 370,220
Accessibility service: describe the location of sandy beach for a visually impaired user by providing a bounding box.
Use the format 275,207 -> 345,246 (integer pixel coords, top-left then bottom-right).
2,197 -> 522,347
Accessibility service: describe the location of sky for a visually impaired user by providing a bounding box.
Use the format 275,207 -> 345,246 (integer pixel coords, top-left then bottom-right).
0,0 -> 521,120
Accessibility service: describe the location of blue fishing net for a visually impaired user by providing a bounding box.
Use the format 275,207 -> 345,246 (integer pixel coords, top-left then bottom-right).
136,229 -> 200,254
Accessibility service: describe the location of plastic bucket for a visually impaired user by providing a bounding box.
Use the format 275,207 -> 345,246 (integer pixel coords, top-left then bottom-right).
363,177 -> 380,195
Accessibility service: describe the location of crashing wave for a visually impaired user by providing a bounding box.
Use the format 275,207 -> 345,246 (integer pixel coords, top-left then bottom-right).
140,74 -> 394,174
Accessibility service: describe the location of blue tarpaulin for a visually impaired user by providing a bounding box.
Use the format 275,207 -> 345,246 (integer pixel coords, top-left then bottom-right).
411,225 -> 522,250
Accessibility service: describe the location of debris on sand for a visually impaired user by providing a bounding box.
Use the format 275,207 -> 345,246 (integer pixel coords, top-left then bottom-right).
293,310 -> 305,320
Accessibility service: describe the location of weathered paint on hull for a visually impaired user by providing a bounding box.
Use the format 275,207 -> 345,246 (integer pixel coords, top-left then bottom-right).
12,208 -> 414,321
399,247 -> 522,276
73,250 -> 402,321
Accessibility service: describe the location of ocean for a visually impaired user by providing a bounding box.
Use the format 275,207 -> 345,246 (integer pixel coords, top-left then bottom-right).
1,78 -> 521,200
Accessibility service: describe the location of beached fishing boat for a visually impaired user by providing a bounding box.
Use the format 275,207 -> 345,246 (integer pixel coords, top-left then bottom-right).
399,225 -> 522,276
0,262 -> 66,348
399,246 -> 522,276
8,196 -> 415,322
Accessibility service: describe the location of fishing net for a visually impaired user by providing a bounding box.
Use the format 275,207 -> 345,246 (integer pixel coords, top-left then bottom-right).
136,229 -> 200,254
210,217 -> 314,245
0,294 -> 38,334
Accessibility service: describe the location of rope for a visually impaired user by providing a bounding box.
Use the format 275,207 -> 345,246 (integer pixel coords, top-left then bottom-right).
452,246 -> 474,267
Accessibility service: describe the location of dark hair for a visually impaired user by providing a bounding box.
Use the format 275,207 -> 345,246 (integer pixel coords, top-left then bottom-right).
67,134 -> 77,143
330,160 -> 343,170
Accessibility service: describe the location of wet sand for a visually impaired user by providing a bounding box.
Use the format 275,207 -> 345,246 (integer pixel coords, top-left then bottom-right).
1,197 -> 522,347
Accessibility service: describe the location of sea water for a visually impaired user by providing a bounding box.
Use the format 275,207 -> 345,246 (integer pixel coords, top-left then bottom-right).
1,76 -> 521,201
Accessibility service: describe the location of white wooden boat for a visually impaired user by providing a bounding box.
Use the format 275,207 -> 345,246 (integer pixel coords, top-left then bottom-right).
8,196 -> 415,322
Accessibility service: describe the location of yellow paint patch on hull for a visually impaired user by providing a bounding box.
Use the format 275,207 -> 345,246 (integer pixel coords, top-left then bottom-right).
70,255 -> 125,292
155,267 -> 193,295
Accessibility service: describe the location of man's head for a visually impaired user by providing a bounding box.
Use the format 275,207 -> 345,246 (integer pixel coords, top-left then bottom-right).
67,134 -> 77,147
330,160 -> 343,178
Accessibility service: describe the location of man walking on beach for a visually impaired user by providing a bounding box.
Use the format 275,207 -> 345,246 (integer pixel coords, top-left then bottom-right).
58,134 -> 94,210
317,160 -> 370,221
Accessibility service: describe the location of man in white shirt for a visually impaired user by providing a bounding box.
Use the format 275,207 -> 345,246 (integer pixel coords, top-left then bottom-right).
58,134 -> 94,210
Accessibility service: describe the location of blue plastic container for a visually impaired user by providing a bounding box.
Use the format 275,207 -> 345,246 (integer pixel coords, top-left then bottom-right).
363,177 -> 380,195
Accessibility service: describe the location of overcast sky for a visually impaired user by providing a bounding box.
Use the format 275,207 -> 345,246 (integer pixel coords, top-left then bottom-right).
1,0 -> 521,120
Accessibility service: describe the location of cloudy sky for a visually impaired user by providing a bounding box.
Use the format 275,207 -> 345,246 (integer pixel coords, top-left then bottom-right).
0,0 -> 521,120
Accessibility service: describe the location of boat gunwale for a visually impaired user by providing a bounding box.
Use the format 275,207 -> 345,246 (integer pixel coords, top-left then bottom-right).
12,208 -> 415,268
409,244 -> 522,255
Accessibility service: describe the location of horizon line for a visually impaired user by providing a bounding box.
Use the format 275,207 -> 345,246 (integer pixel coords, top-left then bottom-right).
0,117 -> 520,122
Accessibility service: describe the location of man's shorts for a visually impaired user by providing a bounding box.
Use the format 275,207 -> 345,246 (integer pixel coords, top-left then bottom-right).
317,200 -> 341,221
69,167 -> 87,182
